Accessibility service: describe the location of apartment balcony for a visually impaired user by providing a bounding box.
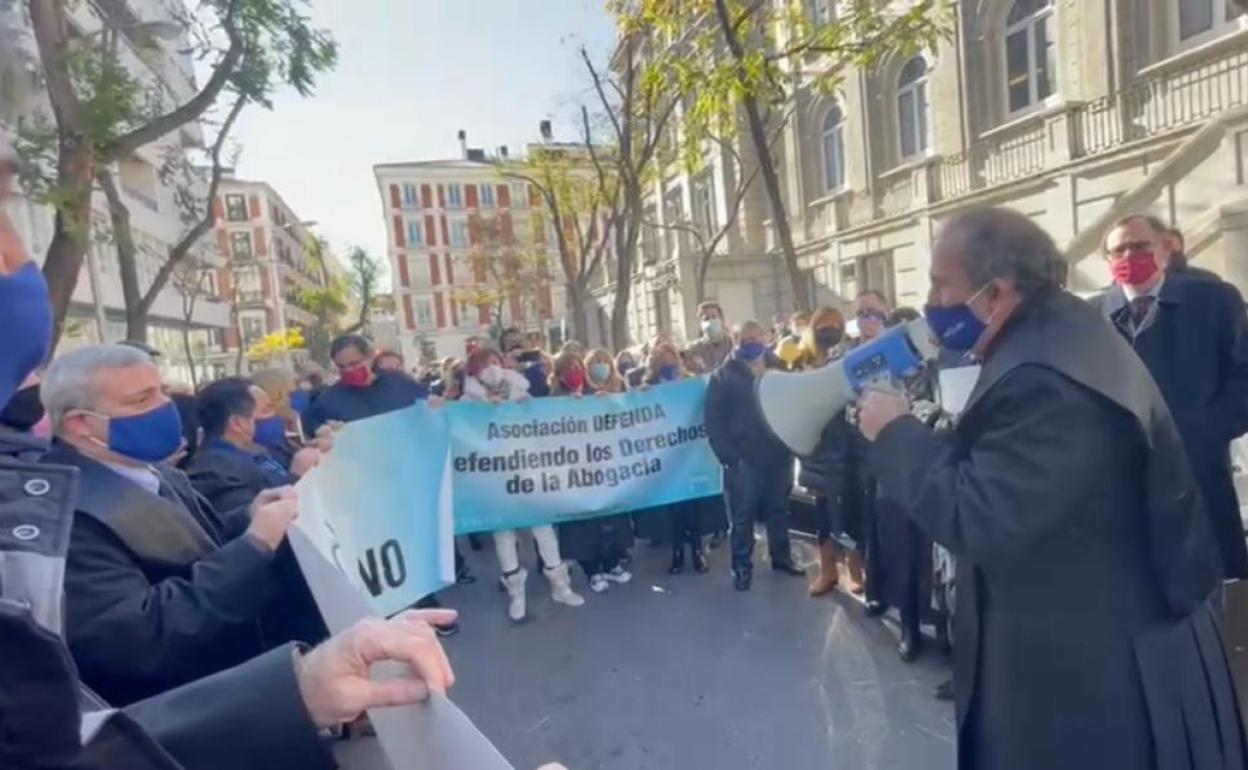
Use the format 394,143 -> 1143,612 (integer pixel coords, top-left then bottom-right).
808,43 -> 1248,238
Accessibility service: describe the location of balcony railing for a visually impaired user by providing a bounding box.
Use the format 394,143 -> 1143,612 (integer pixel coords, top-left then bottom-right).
1073,47 -> 1248,156
830,42 -> 1248,234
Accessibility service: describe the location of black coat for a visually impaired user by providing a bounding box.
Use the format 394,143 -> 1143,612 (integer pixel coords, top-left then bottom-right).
705,357 -> 790,472
548,383 -> 636,563
4,606 -> 331,770
870,290 -> 1242,770
186,441 -> 295,516
44,442 -> 285,705
301,370 -> 427,438
1,433 -> 332,770
1093,274 -> 1248,578
185,441 -> 326,650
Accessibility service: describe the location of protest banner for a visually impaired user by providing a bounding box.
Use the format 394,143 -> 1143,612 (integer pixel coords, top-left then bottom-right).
295,405 -> 456,618
290,527 -> 514,770
450,377 -> 723,533
294,377 -> 722,616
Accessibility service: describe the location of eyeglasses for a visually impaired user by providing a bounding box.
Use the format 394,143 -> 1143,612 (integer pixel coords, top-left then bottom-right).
1106,240 -> 1155,258
856,310 -> 887,322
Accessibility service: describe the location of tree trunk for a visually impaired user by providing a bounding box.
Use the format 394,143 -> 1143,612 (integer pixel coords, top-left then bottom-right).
41,141 -> 95,347
96,170 -> 148,342
610,192 -> 642,351
566,280 -> 590,344
712,0 -> 810,313
181,293 -> 199,389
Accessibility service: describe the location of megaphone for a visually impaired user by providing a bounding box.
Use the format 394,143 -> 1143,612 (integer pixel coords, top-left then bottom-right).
757,319 -> 938,456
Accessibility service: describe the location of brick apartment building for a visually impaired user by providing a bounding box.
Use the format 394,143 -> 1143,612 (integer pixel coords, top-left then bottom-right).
373,151 -> 564,362
212,174 -> 326,371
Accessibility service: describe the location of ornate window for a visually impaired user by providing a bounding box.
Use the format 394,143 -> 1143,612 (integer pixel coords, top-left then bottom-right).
821,104 -> 846,191
897,56 -> 930,160
1176,0 -> 1247,48
1005,0 -> 1055,114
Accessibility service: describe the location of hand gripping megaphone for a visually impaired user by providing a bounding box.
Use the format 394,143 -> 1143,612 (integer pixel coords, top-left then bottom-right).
756,319 -> 938,456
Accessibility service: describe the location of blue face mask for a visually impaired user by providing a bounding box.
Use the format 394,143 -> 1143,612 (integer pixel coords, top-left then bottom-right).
253,415 -> 287,449
99,401 -> 184,463
659,364 -> 680,382
289,389 -> 312,414
589,363 -> 612,382
0,263 -> 53,409
924,285 -> 990,352
737,341 -> 766,361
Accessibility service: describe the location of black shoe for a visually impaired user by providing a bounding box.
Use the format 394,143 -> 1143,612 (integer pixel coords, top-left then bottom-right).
669,548 -> 686,574
864,600 -> 887,618
691,547 -> 710,574
898,627 -> 922,663
435,621 -> 460,638
934,679 -> 955,702
733,569 -> 753,591
772,561 -> 805,577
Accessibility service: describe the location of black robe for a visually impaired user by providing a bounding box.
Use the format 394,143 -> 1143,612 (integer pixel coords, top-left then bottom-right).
870,290 -> 1243,770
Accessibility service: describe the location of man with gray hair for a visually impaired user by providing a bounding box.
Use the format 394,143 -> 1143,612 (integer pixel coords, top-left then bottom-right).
856,206 -> 1244,769
704,319 -> 801,590
40,344 -> 314,706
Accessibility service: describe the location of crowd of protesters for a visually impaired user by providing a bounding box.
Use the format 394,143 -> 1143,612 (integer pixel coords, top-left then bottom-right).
5,162 -> 1248,766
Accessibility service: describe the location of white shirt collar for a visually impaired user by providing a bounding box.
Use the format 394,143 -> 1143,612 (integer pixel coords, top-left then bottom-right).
1122,274 -> 1165,302
101,460 -> 162,496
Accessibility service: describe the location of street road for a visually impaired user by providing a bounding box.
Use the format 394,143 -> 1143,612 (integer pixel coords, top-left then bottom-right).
439,535 -> 957,770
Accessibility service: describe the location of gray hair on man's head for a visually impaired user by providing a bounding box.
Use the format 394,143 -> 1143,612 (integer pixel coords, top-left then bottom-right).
939,207 -> 1065,296
42,344 -> 154,432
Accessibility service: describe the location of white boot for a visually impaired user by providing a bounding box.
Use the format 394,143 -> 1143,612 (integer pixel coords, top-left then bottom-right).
545,562 -> 585,607
502,568 -> 528,622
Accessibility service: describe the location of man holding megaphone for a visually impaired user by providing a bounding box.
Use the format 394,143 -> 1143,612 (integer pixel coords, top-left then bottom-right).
759,207 -> 1245,770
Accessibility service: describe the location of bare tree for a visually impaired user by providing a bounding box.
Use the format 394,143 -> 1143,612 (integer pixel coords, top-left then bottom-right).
580,32 -> 678,350
502,145 -> 616,343
169,259 -> 213,389
644,135 -> 761,302
97,96 -> 247,342
452,214 -> 549,336
343,246 -> 382,334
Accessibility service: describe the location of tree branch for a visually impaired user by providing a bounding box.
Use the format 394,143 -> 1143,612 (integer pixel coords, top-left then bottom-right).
28,0 -> 84,129
105,0 -> 245,158
140,95 -> 247,312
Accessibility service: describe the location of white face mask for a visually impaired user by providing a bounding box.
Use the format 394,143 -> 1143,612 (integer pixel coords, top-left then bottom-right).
480,365 -> 504,388
702,318 -> 724,339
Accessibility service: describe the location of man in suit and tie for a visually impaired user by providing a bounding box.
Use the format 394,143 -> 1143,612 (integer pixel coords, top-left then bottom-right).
40,344 -> 312,705
1095,214 -> 1248,580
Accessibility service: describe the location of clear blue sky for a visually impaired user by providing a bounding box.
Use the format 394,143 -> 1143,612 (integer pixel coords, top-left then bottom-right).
228,0 -> 616,272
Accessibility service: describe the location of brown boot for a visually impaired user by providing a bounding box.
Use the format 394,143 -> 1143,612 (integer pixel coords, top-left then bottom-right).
809,540 -> 841,596
845,550 -> 866,595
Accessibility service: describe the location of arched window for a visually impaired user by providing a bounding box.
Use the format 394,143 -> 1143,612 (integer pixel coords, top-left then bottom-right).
822,104 -> 845,192
897,56 -> 929,160
1005,0 -> 1055,114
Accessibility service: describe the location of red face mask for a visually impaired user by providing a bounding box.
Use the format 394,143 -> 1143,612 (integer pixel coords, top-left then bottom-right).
1110,252 -> 1159,287
562,367 -> 585,392
339,364 -> 371,388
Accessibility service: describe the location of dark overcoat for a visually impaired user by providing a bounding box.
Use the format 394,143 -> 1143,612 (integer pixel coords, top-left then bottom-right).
871,290 -> 1244,770
1093,274 -> 1248,578
1,430 -> 332,770
44,441 -> 280,705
